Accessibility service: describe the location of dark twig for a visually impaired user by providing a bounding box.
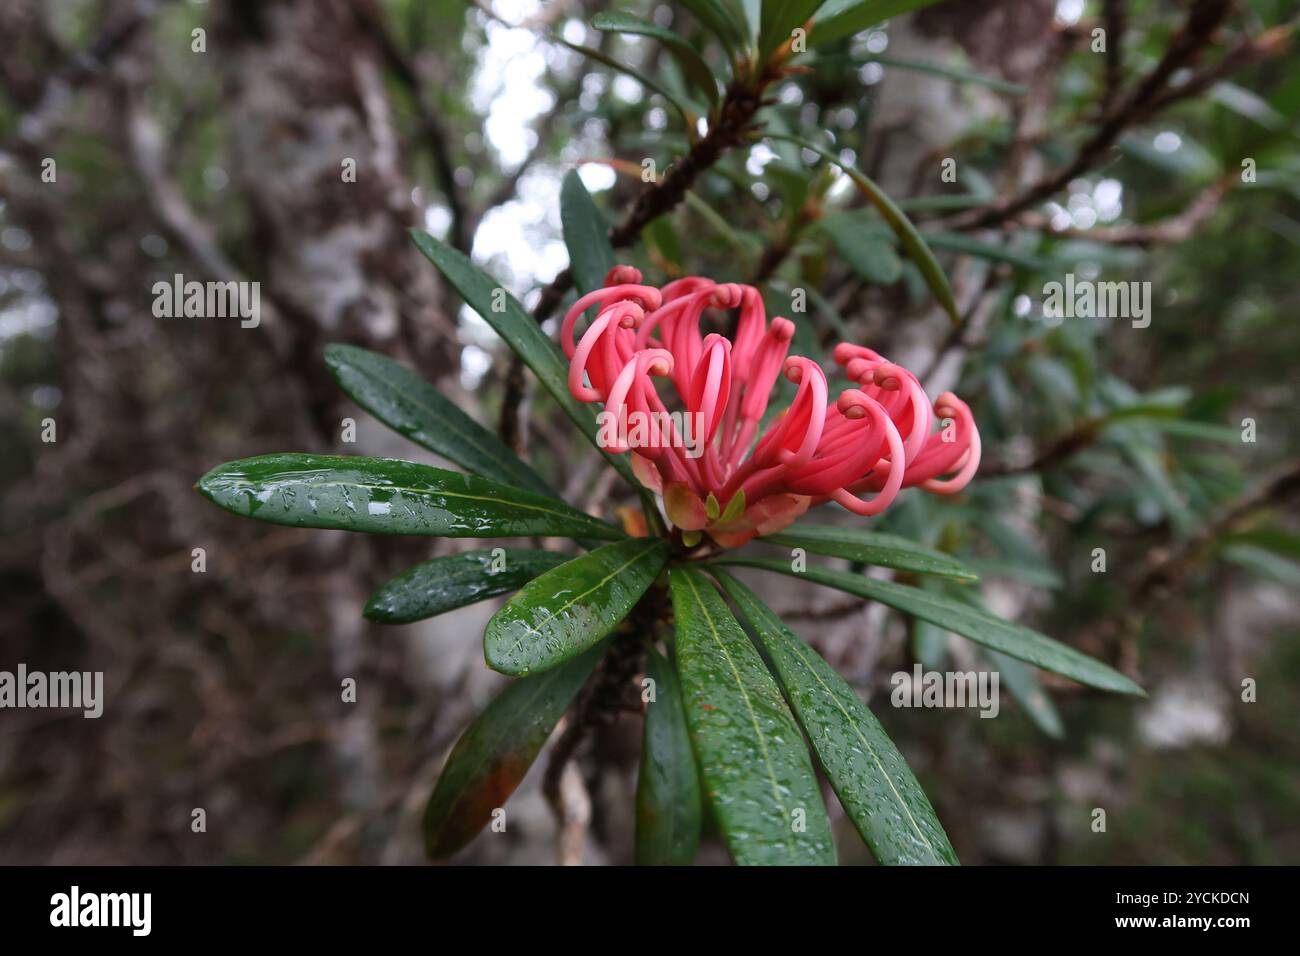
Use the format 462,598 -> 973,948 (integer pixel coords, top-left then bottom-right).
1076,460 -> 1300,680
946,0 -> 1234,232
542,607 -> 656,863
1144,17 -> 1297,114
5,0 -> 172,151
530,79 -> 772,324
352,0 -> 473,254
1101,0 -> 1127,113
1019,176 -> 1232,245
978,416 -> 1109,478
497,354 -> 529,450
1135,459 -> 1300,602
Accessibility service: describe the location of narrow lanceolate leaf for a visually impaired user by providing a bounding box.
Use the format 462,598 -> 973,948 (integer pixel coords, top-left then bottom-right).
324,344 -> 555,499
820,216 -> 902,285
364,548 -> 570,625
863,55 -> 1028,95
715,559 -> 1145,696
591,12 -> 719,106
485,538 -> 670,676
944,586 -> 1064,738
669,569 -> 836,865
680,0 -> 750,56
911,617 -> 948,670
408,230 -> 639,487
987,649 -> 1065,740
759,0 -> 826,62
766,133 -> 960,325
197,454 -> 623,541
636,648 -> 703,866
809,0 -> 946,48
555,38 -> 698,126
764,524 -> 979,581
561,170 -> 615,296
716,571 -> 957,865
424,644 -> 604,859
921,230 -> 1050,272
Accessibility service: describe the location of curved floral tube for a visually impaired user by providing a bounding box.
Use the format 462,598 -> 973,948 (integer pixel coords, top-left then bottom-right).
565,267 -> 983,545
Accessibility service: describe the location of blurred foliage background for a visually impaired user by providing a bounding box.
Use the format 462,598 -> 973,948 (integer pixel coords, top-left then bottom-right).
1,0 -> 1297,864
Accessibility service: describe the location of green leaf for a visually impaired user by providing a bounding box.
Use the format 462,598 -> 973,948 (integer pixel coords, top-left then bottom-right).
764,524 -> 979,581
364,548 -> 570,625
802,283 -> 853,339
921,230 -> 1051,272
196,453 -> 623,541
668,568 -> 836,865
767,133 -> 960,324
1131,418 -> 1240,444
323,344 -> 555,500
965,557 -> 1063,590
1221,544 -> 1300,586
809,0 -> 945,48
717,571 -> 957,864
987,649 -> 1065,740
485,538 -> 670,676
820,215 -> 903,285
555,38 -> 698,126
644,216 -> 683,269
592,12 -> 720,106
408,229 -> 639,487
560,170 -> 615,297
863,54 -> 1028,96
719,489 -> 747,523
896,193 -> 989,213
423,644 -> 605,858
911,617 -> 948,669
1220,528 -> 1300,562
714,558 -> 1146,695
684,190 -> 761,258
636,647 -> 703,865
759,0 -> 825,62
680,0 -> 750,56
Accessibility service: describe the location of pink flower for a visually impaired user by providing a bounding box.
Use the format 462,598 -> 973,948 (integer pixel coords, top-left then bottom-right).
563,266 -> 981,547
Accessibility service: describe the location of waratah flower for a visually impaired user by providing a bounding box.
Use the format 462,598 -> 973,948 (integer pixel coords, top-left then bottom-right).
563,266 -> 981,548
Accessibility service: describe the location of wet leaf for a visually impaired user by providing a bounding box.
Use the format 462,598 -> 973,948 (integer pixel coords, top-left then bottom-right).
716,571 -> 958,864
636,647 -> 703,865
669,568 -> 836,865
197,453 -> 623,541
485,538 -> 670,676
324,344 -> 554,499
423,644 -> 605,859
714,558 -> 1146,695
364,548 -> 570,625
764,523 -> 979,581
